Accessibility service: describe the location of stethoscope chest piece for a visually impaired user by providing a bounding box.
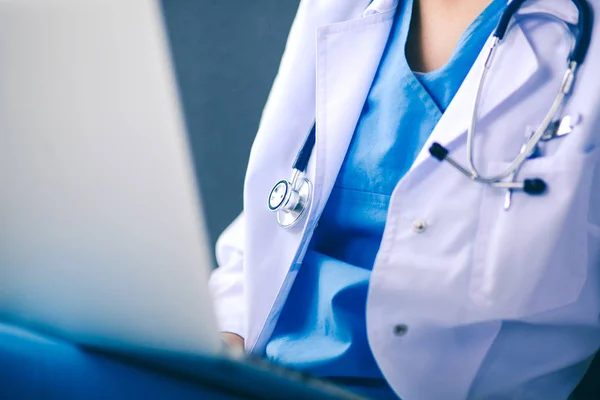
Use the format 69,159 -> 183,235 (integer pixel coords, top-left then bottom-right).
268,174 -> 312,228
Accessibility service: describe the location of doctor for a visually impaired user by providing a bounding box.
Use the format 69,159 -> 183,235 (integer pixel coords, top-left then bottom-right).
211,0 -> 600,399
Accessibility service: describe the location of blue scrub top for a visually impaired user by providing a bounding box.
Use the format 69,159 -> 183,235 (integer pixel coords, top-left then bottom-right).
265,0 -> 505,397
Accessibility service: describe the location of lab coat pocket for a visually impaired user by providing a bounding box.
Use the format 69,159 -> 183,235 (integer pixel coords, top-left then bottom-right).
469,151 -> 595,320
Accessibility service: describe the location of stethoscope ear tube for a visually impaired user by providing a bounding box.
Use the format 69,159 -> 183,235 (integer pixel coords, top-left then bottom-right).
572,0 -> 593,64
293,124 -> 317,172
494,0 -> 530,40
494,0 -> 592,65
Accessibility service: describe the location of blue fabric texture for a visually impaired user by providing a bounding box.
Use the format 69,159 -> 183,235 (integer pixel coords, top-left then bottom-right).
265,0 -> 505,397
0,324 -> 238,400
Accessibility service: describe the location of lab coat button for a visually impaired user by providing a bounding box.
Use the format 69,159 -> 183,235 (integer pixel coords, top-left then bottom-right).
412,219 -> 427,233
393,324 -> 408,336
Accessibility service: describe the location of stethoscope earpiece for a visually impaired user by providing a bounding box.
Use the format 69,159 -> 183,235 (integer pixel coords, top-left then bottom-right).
522,178 -> 547,195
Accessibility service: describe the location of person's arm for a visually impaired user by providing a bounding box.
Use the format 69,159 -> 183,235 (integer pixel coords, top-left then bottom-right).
208,0 -> 317,351
221,332 -> 244,349
209,213 -> 246,349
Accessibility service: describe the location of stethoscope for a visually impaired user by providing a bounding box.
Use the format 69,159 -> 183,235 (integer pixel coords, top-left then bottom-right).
268,0 -> 593,228
267,124 -> 315,228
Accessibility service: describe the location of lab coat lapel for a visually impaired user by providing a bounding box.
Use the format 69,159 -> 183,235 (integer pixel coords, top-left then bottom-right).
245,0 -> 398,353
314,8 -> 396,213
409,0 -> 579,172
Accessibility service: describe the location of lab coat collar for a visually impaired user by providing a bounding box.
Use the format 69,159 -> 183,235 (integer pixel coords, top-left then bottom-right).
363,0 -> 400,17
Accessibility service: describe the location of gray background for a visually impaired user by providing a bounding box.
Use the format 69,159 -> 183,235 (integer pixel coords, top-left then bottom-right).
160,0 -> 301,256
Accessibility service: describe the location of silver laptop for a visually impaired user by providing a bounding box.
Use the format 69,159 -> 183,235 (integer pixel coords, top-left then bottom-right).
0,0 -> 221,357
0,2 -> 369,398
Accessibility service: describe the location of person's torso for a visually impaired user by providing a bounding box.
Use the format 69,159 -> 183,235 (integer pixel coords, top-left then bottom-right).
239,0 -> 600,398
263,2 -> 505,395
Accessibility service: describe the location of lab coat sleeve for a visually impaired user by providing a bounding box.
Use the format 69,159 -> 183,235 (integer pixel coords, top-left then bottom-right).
209,212 -> 246,338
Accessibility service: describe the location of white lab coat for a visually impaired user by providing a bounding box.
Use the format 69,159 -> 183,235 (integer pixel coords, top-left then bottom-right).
209,0 -> 600,398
